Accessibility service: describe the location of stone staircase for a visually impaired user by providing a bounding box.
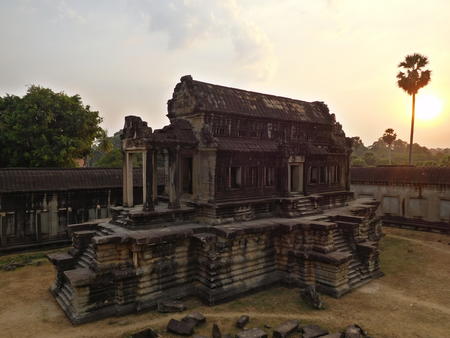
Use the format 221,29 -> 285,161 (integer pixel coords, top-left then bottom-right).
331,228 -> 369,288
112,209 -> 131,227
294,197 -> 322,217
76,226 -> 114,269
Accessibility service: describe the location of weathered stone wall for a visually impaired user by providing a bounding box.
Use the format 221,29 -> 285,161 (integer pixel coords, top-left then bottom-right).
48,198 -> 382,324
350,167 -> 450,233
0,168 -> 144,251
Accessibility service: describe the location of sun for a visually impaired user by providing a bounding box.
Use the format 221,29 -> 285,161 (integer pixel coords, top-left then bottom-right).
415,94 -> 443,120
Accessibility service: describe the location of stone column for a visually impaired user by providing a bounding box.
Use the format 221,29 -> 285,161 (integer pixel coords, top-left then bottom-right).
152,150 -> 158,205
123,152 -> 134,207
168,147 -> 180,209
142,151 -> 147,207
143,150 -> 154,212
0,214 -> 6,247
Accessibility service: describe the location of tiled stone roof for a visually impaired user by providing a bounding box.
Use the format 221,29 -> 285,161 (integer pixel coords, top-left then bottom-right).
0,168 -> 143,193
216,137 -> 279,152
168,75 -> 334,124
351,167 -> 450,186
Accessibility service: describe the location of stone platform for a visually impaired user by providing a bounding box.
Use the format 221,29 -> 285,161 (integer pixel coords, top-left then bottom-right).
48,198 -> 382,324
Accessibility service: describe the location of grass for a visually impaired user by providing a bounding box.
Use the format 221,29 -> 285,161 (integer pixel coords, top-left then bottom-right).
0,247 -> 66,271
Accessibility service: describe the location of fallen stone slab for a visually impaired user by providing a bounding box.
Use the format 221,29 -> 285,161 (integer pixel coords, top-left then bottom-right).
131,328 -> 158,338
343,324 -> 369,338
236,315 -> 250,328
236,328 -> 268,338
212,323 -> 222,338
301,324 -> 329,338
157,300 -> 186,313
300,286 -> 324,309
183,311 -> 206,326
166,318 -> 195,336
320,334 -> 341,338
273,319 -> 299,338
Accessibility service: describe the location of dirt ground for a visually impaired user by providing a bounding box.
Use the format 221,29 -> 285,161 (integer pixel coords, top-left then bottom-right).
0,227 -> 449,338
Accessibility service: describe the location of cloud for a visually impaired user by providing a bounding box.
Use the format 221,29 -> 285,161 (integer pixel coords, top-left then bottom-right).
133,0 -> 276,80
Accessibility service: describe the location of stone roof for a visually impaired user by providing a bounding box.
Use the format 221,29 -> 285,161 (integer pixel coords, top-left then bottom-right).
0,168 -> 143,193
351,167 -> 450,186
216,137 -> 279,152
168,75 -> 334,124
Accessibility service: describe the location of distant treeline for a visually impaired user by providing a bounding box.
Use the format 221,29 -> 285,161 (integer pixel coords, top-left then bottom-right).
351,136 -> 450,167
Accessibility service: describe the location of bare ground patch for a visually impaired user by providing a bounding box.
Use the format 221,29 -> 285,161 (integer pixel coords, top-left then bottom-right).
0,228 -> 449,338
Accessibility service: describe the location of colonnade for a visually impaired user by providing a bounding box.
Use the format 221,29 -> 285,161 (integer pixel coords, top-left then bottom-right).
122,147 -> 182,210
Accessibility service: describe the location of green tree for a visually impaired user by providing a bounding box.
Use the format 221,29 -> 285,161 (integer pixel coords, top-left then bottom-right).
397,53 -> 431,165
0,85 -> 103,167
93,148 -> 123,168
382,128 -> 397,165
363,152 -> 376,166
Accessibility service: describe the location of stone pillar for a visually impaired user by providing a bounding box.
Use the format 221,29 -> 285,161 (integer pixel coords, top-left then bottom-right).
142,151 -> 147,207
152,150 -> 158,205
168,147 -> 180,209
123,152 -> 134,207
143,150 -> 154,212
163,150 -> 170,196
0,213 -> 6,247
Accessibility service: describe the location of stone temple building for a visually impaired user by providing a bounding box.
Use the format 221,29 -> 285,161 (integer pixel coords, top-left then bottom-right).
48,76 -> 383,324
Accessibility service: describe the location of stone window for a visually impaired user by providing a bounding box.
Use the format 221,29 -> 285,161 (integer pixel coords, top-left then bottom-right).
267,123 -> 273,138
319,167 -> 327,184
439,200 -> 450,221
265,167 -> 275,186
182,157 -> 193,194
247,167 -> 258,186
230,167 -> 242,188
310,167 -> 318,184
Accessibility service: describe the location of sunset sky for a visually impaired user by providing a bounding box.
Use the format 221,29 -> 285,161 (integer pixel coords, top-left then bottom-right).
1,0 -> 449,148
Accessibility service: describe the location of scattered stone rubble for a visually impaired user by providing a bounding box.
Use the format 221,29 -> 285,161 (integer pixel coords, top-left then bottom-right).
131,312 -> 371,338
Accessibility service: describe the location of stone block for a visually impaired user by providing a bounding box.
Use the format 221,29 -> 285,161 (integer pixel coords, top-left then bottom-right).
166,318 -> 195,336
183,311 -> 206,326
300,286 -> 324,309
236,315 -> 250,328
236,328 -> 268,338
131,328 -> 158,338
212,323 -> 222,338
301,324 -> 329,338
342,324 -> 369,338
272,319 -> 299,337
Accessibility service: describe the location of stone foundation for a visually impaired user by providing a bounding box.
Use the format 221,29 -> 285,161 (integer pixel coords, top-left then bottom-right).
48,198 -> 382,324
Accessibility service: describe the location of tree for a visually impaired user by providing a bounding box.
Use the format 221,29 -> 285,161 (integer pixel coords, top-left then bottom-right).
363,152 -> 376,166
0,85 -> 103,167
397,53 -> 431,165
382,128 -> 397,165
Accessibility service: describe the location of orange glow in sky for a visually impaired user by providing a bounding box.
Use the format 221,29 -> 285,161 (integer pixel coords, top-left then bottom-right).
415,94 -> 443,121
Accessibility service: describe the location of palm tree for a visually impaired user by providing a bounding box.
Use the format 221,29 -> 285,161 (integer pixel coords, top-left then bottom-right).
397,53 -> 431,165
382,128 -> 397,165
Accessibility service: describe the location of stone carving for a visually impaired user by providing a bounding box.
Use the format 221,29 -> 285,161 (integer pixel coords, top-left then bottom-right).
300,285 -> 325,309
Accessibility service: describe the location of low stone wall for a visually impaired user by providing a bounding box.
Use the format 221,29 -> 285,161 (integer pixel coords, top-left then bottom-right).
351,167 -> 450,233
48,198 -> 382,324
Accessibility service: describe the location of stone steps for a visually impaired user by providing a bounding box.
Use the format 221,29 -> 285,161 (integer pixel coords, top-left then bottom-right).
77,244 -> 96,268
331,229 -> 371,287
295,198 -> 322,217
